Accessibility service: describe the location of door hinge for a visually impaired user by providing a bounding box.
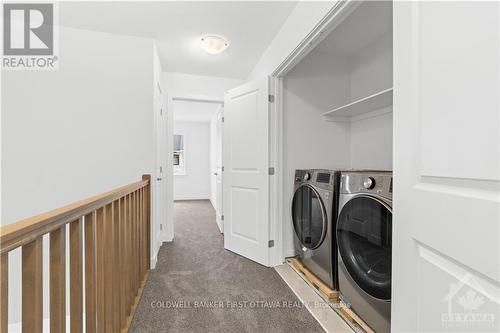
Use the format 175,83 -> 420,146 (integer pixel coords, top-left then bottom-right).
222,166 -> 225,172
160,166 -> 163,173
160,108 -> 163,116
221,215 -> 224,221
268,94 -> 275,103
268,240 -> 274,248
160,224 -> 163,230
222,116 -> 225,123
268,167 -> 275,175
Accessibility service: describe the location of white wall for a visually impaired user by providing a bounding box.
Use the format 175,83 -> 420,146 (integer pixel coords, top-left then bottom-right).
2,27 -> 155,224
173,121 -> 211,200
163,72 -> 242,101
348,31 -> 393,170
2,26 -> 156,325
350,32 -> 392,100
350,111 -> 393,170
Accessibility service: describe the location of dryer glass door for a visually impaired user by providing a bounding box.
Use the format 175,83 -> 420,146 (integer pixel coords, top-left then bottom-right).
337,196 -> 392,300
292,185 -> 327,250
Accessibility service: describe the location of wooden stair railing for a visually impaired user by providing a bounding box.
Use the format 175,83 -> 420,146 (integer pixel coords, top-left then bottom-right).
0,174 -> 152,333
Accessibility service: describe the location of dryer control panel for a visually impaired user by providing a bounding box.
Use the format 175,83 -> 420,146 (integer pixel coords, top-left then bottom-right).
340,171 -> 392,201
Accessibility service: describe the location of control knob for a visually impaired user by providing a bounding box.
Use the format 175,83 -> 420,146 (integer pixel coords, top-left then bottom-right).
363,177 -> 375,189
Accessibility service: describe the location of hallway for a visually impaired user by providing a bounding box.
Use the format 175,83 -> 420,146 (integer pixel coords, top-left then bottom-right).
129,200 -> 323,332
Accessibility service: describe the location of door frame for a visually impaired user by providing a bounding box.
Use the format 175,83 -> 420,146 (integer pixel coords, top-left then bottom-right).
154,82 -> 169,267
267,0 -> 360,266
167,95 -> 224,241
214,106 -> 224,233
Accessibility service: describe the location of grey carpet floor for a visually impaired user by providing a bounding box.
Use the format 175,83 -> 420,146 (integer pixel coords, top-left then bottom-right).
129,200 -> 324,333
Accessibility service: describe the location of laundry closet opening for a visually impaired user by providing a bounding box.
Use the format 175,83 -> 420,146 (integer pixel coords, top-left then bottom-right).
172,99 -> 224,235
280,0 -> 393,258
278,1 -> 394,332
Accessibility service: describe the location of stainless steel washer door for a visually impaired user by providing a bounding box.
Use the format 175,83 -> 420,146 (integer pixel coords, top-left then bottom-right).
292,184 -> 327,250
337,195 -> 392,300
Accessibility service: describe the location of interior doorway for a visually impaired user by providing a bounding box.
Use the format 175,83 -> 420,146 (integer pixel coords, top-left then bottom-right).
170,98 -> 224,239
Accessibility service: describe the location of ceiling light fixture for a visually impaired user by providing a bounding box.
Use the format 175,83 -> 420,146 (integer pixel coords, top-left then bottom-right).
200,35 -> 229,55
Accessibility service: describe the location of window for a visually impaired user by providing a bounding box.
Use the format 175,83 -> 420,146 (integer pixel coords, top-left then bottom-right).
173,134 -> 186,175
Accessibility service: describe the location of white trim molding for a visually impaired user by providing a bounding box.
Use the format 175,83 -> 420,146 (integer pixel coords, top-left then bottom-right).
174,195 -> 211,201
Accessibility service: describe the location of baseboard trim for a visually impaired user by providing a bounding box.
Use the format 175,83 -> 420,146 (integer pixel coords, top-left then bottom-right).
216,217 -> 223,233
150,253 -> 158,269
174,195 -> 210,201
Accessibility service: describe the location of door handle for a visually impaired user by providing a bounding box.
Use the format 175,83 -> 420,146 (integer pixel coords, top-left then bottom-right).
213,172 -> 218,176
157,177 -> 162,181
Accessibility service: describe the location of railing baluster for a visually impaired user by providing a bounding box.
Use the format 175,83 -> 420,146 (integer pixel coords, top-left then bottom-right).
144,187 -> 147,274
1,253 -> 8,333
96,207 -> 105,332
22,238 -> 43,332
139,189 -> 143,277
137,190 -> 141,282
113,200 -> 120,331
125,194 -> 131,315
128,193 -> 134,310
142,187 -> 147,274
119,196 -> 127,329
70,218 -> 83,333
144,177 -> 151,271
133,191 -> 139,293
104,204 -> 114,332
135,190 -> 138,282
137,189 -> 144,278
84,212 -> 97,333
130,192 -> 135,298
50,225 -> 66,333
144,185 -> 149,271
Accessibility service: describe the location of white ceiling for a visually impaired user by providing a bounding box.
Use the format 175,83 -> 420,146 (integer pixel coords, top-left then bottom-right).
59,1 -> 298,79
173,100 -> 221,123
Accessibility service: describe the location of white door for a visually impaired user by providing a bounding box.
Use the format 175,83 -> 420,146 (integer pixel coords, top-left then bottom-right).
393,2 -> 499,332
223,77 -> 270,266
215,108 -> 224,232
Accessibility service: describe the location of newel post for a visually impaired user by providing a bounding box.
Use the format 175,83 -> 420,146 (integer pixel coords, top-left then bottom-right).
142,174 -> 151,270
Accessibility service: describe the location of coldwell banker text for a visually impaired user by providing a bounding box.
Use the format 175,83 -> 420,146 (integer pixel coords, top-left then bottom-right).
2,2 -> 59,70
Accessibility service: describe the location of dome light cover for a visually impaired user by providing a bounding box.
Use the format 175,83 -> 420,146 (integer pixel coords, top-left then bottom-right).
200,35 -> 229,55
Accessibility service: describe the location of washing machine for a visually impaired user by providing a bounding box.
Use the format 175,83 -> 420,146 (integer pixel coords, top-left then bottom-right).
337,171 -> 392,333
292,169 -> 341,290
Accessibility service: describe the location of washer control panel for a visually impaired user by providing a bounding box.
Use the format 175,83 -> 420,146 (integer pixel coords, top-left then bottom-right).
294,169 -> 340,193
